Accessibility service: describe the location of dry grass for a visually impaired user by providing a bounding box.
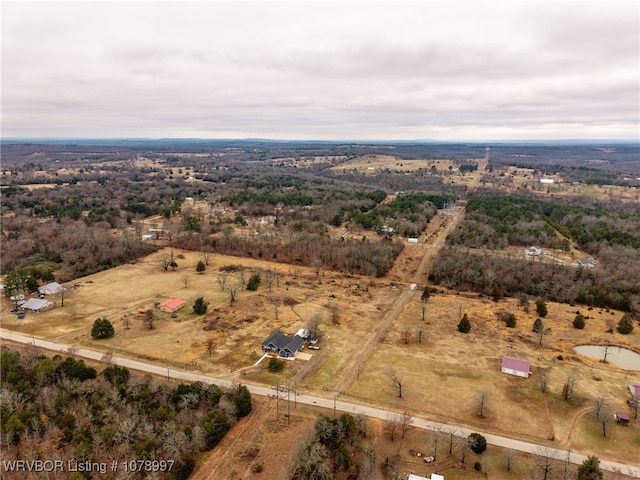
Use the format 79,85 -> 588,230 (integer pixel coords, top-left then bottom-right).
2,241 -> 639,474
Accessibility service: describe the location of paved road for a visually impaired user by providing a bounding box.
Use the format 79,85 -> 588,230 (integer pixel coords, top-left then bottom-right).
2,330 -> 638,478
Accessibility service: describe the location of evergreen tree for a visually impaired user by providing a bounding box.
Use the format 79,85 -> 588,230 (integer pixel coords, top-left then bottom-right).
617,314 -> 634,334
577,455 -> 603,480
532,318 -> 544,333
193,297 -> 208,315
91,317 -> 115,339
573,313 -> 585,329
536,299 -> 548,318
458,313 -> 471,333
196,260 -> 206,274
246,273 -> 261,291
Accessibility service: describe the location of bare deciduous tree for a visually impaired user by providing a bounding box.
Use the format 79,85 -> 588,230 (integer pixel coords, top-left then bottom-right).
384,414 -> 399,442
144,309 -> 155,330
503,449 -> 515,472
216,272 -> 228,291
593,392 -> 608,420
533,446 -> 556,480
562,369 -> 579,400
474,390 -> 490,418
446,426 -> 458,454
386,368 -> 403,398
307,314 -> 322,341
101,351 -> 114,365
270,297 -> 280,320
205,337 -> 215,361
226,281 -> 241,306
538,367 -> 551,393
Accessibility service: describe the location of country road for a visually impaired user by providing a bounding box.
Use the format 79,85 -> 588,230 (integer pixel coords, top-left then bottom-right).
2,329 -> 638,478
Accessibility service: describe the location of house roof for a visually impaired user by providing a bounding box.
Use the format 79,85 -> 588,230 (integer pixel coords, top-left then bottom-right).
158,298 -> 185,310
630,382 -> 640,397
502,356 -> 530,373
617,412 -> 630,421
38,282 -> 63,294
261,331 -> 289,349
22,298 -> 54,311
283,335 -> 305,353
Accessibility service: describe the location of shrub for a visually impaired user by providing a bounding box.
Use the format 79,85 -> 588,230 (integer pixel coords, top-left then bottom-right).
573,313 -> 585,329
246,273 -> 261,291
91,317 -> 115,339
506,313 -> 517,328
536,299 -> 548,318
193,297 -> 208,315
468,433 -> 487,454
196,260 -> 206,274
458,313 -> 471,333
473,461 -> 482,471
617,314 -> 634,334
267,357 -> 285,373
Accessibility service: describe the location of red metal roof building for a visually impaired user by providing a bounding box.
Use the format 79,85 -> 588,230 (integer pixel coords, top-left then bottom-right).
158,298 -> 185,312
501,356 -> 531,378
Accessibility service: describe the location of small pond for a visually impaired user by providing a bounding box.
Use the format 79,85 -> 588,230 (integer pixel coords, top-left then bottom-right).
573,345 -> 640,371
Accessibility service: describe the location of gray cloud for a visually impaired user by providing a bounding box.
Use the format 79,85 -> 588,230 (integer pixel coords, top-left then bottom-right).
2,1 -> 638,140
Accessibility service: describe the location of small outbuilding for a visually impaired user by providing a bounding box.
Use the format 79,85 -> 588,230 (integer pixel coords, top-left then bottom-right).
615,412 -> 630,426
21,298 -> 55,313
158,298 -> 185,313
38,282 -> 63,295
501,356 -> 531,378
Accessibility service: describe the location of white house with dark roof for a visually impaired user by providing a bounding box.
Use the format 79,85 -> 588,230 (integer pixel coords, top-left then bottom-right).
501,356 -> 531,378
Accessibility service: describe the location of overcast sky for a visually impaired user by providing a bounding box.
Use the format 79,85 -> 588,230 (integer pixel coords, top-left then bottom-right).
2,1 -> 638,141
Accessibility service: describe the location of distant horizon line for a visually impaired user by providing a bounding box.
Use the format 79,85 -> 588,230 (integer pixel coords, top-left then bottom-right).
2,137 -> 639,146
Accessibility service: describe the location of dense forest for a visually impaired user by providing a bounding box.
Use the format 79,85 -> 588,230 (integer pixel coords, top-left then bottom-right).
433,195 -> 640,312
0,347 -> 251,480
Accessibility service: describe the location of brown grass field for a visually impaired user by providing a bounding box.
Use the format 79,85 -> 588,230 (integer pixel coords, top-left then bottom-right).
2,230 -> 639,477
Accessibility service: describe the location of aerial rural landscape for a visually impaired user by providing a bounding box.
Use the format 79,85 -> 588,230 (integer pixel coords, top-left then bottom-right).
1,140 -> 639,479
2,1 -> 638,479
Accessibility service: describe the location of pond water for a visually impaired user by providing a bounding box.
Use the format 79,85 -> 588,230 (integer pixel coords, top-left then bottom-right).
573,345 -> 640,371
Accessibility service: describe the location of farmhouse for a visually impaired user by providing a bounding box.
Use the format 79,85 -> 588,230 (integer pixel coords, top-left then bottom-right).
261,331 -> 289,353
38,282 -> 63,295
158,298 -> 185,313
280,335 -> 305,358
261,331 -> 307,358
629,382 -> 640,398
501,356 -> 531,378
21,298 -> 55,313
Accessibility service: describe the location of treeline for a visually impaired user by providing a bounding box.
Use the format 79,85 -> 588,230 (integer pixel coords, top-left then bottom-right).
1,218 -> 157,281
180,231 -> 404,278
0,348 -> 251,480
448,195 -> 640,253
289,414 -> 375,480
429,247 -> 638,312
